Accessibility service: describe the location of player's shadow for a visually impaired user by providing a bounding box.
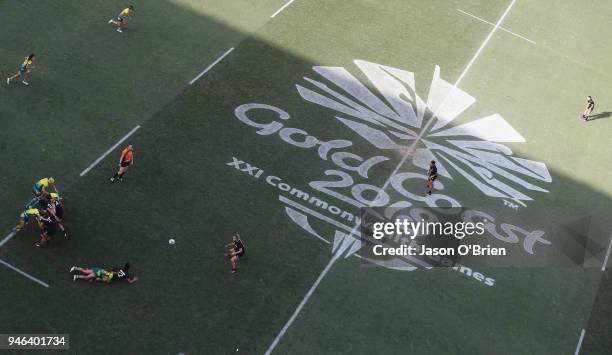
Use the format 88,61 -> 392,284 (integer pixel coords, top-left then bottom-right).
587,111 -> 611,121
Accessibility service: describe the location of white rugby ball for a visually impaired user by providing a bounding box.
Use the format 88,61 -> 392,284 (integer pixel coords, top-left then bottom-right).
168,238 -> 176,245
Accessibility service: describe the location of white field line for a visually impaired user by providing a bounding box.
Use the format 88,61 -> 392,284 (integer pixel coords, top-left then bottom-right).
457,9 -> 536,45
189,47 -> 234,85
601,236 -> 612,271
0,258 -> 50,288
264,253 -> 339,355
80,125 -> 141,177
574,329 -> 586,355
263,1 -> 518,353
271,0 -> 296,18
0,231 -> 16,249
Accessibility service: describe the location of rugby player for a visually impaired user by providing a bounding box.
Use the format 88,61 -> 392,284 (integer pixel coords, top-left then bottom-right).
110,144 -> 134,182
583,96 -> 595,121
108,5 -> 134,33
43,193 -> 67,238
70,263 -> 138,283
426,160 -> 437,196
6,54 -> 35,86
225,234 -> 245,274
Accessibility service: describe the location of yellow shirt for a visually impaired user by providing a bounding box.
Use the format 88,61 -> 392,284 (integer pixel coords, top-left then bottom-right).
120,8 -> 132,17
37,178 -> 50,187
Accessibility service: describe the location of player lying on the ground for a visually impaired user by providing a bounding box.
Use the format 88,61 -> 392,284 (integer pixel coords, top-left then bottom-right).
6,53 -> 35,86
225,234 -> 245,274
108,5 -> 134,33
70,263 -> 138,283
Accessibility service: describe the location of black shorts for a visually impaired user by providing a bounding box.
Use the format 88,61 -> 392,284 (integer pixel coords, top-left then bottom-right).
54,206 -> 64,219
120,161 -> 131,168
237,252 -> 244,259
429,174 -> 437,182
45,222 -> 56,236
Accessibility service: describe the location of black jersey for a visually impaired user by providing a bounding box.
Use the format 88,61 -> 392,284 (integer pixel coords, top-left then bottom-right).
428,164 -> 438,177
233,240 -> 245,256
587,98 -> 595,109
112,268 -> 129,281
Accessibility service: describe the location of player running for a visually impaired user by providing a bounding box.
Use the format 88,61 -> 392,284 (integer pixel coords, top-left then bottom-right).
110,144 -> 134,182
6,54 -> 36,86
582,96 -> 595,121
70,263 -> 138,283
108,5 -> 134,33
225,234 -> 245,274
426,160 -> 437,196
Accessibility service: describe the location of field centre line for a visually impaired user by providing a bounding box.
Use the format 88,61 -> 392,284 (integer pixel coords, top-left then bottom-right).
0,258 -> 50,288
264,1 -> 519,353
457,9 -> 536,44
188,47 -> 234,85
80,125 -> 141,177
574,329 -> 586,355
264,253 -> 340,355
271,0 -> 296,18
601,236 -> 612,271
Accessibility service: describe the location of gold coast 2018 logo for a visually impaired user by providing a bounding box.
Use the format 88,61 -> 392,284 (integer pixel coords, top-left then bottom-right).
230,60 -> 553,284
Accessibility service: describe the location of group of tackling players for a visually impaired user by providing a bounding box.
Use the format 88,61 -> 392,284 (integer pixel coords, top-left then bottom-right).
14,177 -> 66,247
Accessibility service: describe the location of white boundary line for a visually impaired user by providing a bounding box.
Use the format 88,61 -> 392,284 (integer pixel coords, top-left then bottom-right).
0,231 -> 16,249
601,236 -> 612,271
574,328 -> 586,355
0,258 -> 49,288
263,1 -> 518,353
189,47 -> 234,85
457,9 -> 536,45
80,125 -> 141,177
271,0 -> 296,18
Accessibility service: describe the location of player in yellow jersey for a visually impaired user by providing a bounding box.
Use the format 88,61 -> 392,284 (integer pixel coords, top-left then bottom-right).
14,208 -> 41,231
6,54 -> 36,86
108,5 -> 134,33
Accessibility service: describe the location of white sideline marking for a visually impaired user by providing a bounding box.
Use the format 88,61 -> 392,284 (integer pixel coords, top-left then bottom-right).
0,258 -> 49,288
271,0 -> 296,18
574,329 -> 586,355
457,9 -> 536,45
602,236 -> 612,271
0,231 -> 16,249
80,125 -> 141,177
264,1 -> 518,353
189,47 -> 234,85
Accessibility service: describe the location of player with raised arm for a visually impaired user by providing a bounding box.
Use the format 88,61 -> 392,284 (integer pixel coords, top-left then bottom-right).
110,144 -> 134,182
225,234 -> 245,274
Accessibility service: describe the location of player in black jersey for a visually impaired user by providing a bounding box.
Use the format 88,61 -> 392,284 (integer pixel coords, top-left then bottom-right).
225,234 -> 245,274
43,193 -> 67,238
582,96 -> 595,121
426,160 -> 437,196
